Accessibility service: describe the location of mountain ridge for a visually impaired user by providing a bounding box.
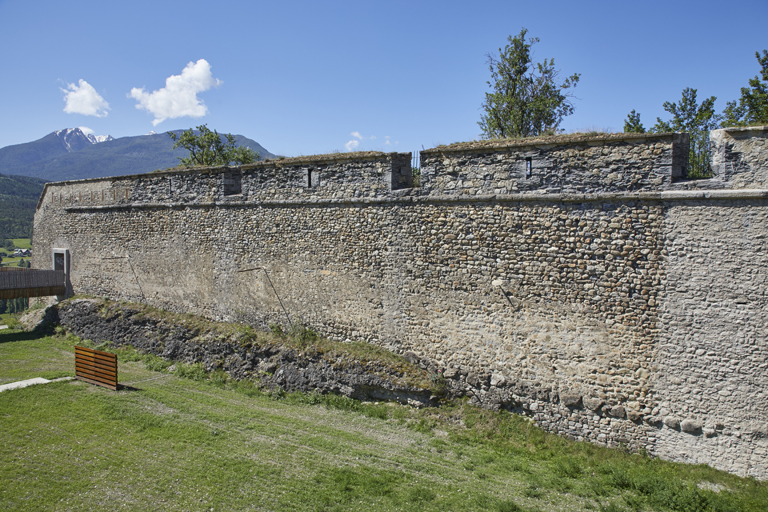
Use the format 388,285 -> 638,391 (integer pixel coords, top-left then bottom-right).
0,129 -> 276,182
0,128 -> 276,238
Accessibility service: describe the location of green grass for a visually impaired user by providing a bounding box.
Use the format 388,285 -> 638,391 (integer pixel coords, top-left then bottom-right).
10,238 -> 31,249
1,328 -> 766,511
0,257 -> 29,267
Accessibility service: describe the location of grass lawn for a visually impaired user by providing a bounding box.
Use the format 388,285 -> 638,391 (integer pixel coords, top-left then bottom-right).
9,238 -> 31,249
0,329 -> 765,512
0,257 -> 30,267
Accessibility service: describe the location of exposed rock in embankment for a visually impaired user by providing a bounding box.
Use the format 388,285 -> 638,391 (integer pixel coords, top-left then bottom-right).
55,298 -> 458,407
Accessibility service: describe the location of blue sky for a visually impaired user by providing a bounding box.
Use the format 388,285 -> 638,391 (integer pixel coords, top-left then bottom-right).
0,0 -> 766,158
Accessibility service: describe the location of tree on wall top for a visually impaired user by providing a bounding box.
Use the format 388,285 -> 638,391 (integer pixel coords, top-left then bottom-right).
624,88 -> 719,178
624,49 -> 768,178
721,49 -> 768,127
623,110 -> 645,134
168,125 -> 261,167
478,28 -> 581,139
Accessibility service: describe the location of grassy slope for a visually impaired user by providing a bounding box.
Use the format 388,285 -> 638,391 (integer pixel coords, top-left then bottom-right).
0,329 -> 765,512
10,238 -> 31,249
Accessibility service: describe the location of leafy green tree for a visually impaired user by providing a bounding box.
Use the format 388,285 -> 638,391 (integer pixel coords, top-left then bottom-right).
653,88 -> 719,178
650,88 -> 719,135
9,297 -> 28,314
722,50 -> 768,127
478,28 -> 580,139
626,88 -> 719,178
168,125 -> 260,167
623,109 -> 645,133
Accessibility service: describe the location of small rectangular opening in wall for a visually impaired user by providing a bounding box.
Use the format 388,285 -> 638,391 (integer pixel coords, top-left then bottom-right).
223,170 -> 242,195
306,169 -> 317,188
52,248 -> 70,299
526,157 -> 532,178
670,133 -> 691,182
390,153 -> 414,190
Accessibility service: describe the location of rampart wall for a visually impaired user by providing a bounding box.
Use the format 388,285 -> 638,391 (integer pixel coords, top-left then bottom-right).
32,129 -> 768,479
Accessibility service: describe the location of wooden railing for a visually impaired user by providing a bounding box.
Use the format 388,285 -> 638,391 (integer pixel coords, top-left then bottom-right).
0,269 -> 65,299
75,346 -> 118,391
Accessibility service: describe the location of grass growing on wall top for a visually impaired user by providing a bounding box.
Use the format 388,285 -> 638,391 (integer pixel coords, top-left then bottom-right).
1,327 -> 766,511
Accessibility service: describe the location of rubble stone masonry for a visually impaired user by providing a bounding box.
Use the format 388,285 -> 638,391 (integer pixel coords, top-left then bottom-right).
33,130 -> 768,479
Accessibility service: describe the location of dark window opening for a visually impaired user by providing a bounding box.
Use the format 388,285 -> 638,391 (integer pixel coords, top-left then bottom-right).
223,170 -> 242,195
307,169 -> 317,188
526,158 -> 532,178
52,249 -> 70,299
54,253 -> 64,272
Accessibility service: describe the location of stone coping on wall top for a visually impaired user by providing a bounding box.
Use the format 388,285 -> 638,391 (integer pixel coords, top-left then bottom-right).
61,188 -> 768,212
423,132 -> 683,154
41,151 -> 406,188
717,125 -> 768,134
251,151 -> 405,168
36,151 -> 409,210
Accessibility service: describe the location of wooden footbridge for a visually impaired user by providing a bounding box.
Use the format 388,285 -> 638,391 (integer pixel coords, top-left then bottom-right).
0,267 -> 66,299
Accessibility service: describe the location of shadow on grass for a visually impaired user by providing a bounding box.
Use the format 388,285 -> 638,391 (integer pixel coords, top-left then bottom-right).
0,329 -> 50,344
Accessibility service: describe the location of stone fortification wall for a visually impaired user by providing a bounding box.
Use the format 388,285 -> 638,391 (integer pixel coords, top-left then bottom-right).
32,131 -> 768,479
710,126 -> 768,188
38,151 -> 413,210
420,132 -> 689,196
652,196 -> 768,478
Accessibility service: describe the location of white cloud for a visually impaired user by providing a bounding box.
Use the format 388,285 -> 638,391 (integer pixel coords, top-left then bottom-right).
129,59 -> 222,126
344,131 -> 382,151
61,79 -> 109,117
384,136 -> 391,146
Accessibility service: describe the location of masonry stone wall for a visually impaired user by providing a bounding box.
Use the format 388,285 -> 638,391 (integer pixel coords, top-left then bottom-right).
652,197 -> 768,477
710,126 -> 768,188
420,132 -> 689,195
32,131 -> 768,479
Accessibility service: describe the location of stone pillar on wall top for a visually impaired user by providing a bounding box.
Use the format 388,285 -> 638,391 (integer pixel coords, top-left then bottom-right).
710,126 -> 768,188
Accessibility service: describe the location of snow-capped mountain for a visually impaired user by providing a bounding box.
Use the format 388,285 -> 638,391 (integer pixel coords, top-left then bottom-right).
54,128 -> 114,151
0,129 -> 275,182
0,128 -> 115,171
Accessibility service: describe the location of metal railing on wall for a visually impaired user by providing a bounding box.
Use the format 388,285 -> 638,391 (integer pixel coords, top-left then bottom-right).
412,150 -> 422,188
411,151 -> 421,171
